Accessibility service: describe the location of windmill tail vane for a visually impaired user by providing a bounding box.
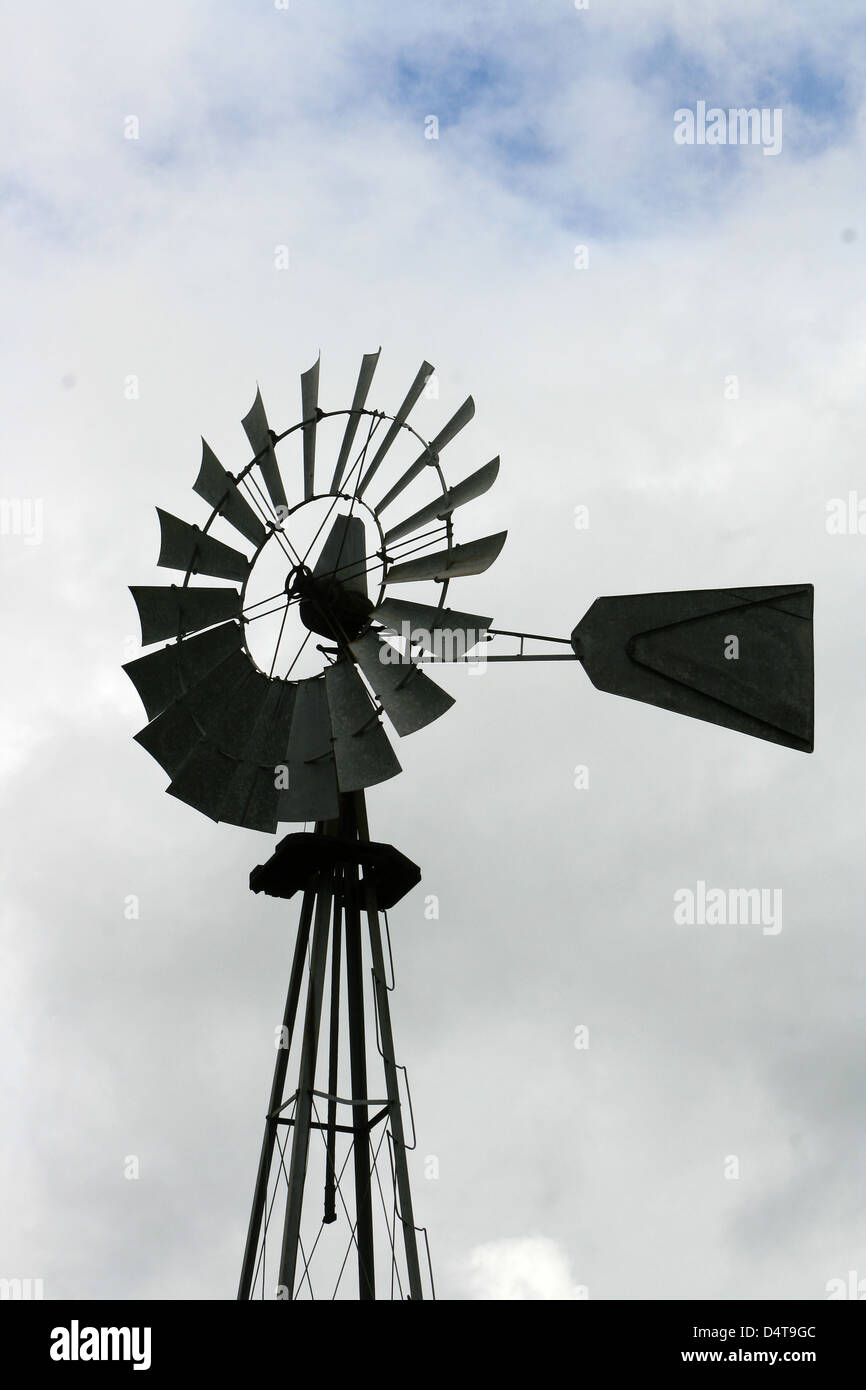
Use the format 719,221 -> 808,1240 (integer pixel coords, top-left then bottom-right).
123,350 -> 814,1300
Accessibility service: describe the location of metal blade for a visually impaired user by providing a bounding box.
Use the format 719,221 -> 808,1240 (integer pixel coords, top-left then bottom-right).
134,703 -> 203,778
349,630 -> 455,735
374,397 -> 475,514
156,508 -> 250,583
301,356 -> 320,500
383,457 -> 500,544
122,621 -> 243,721
371,598 -> 491,654
130,585 -> 242,646
325,658 -> 401,792
356,361 -> 434,498
182,648 -> 268,751
167,742 -> 241,822
384,530 -> 507,584
219,761 -> 280,832
194,439 -> 267,548
314,513 -> 369,594
242,679 -> 296,764
276,676 -> 339,822
242,387 -> 288,514
330,350 -> 380,494
217,681 -> 295,830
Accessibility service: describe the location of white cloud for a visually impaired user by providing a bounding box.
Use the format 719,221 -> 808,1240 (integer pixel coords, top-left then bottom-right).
462,1237 -> 587,1301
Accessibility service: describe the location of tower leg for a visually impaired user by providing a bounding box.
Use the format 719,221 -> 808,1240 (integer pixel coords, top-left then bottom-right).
353,793 -> 424,1301
277,877 -> 334,1297
237,882 -> 316,1300
323,879 -> 342,1226
343,858 -> 376,1299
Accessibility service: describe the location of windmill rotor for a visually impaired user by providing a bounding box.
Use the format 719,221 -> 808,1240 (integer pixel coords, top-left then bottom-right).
125,352 -> 507,833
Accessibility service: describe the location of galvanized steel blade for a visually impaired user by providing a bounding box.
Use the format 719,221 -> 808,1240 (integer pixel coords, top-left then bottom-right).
156,508 -> 251,583
130,584 -> 242,646
384,529 -> 507,584
122,621 -> 243,721
374,396 -> 475,515
181,648 -> 268,751
325,657 -> 402,792
242,387 -> 288,514
349,630 -> 455,736
356,360 -> 434,499
313,513 -> 369,594
218,761 -> 280,832
134,702 -> 204,778
167,741 -> 242,822
330,350 -> 381,494
276,675 -> 339,822
370,598 -> 492,654
301,356 -> 321,500
194,440 -> 267,548
242,679 -> 296,765
383,456 -> 500,544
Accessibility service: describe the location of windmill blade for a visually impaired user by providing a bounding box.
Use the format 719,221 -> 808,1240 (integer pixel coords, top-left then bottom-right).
325,658 -> 401,792
122,621 -> 243,721
242,387 -> 288,514
349,631 -> 455,735
243,679 -> 297,764
167,741 -> 242,822
130,585 -> 242,646
183,649 -> 270,750
383,457 -> 500,544
276,676 -> 339,822
384,530 -> 507,585
330,350 -> 381,494
166,744 -> 279,832
216,681 -> 296,831
134,702 -> 203,779
135,647 -> 267,787
314,513 -> 369,593
356,361 -> 434,499
301,356 -> 321,500
156,508 -> 251,583
218,761 -> 280,833
194,440 -> 267,548
371,598 -> 492,654
374,397 -> 476,515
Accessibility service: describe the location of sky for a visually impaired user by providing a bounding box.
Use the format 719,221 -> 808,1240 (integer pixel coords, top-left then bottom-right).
2,0 -> 866,1301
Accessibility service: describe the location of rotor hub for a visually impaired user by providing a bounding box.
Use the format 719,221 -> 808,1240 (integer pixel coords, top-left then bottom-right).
287,562 -> 373,643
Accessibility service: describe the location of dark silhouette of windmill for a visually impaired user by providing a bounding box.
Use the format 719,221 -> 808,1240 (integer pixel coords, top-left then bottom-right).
124,351 -> 813,1299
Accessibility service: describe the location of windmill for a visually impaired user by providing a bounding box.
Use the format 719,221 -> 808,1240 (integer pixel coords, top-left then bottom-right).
123,352 -> 814,1301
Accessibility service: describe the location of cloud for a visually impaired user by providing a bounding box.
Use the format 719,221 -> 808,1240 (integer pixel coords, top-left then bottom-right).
462,1237 -> 587,1300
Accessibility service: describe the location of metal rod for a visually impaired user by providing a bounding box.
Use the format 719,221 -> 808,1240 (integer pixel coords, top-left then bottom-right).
343,838 -> 376,1300
415,653 -> 577,663
276,875 -> 334,1298
487,627 -> 573,644
323,876 -> 343,1225
353,792 -> 424,1300
237,883 -> 317,1300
